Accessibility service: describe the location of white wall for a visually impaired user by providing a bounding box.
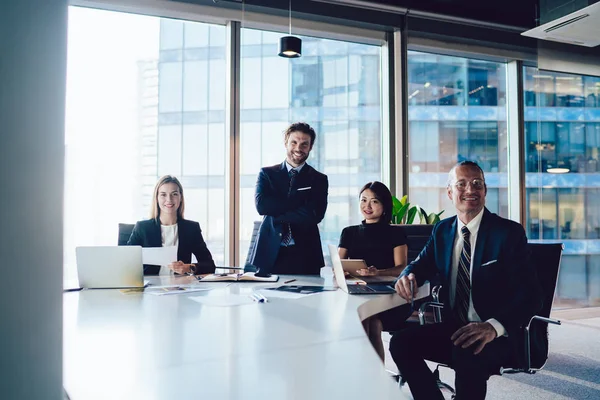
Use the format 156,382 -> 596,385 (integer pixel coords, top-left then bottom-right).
0,1 -> 68,398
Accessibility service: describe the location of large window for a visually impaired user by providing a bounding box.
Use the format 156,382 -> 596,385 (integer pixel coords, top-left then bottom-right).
65,7 -> 384,277
238,29 -> 384,262
407,51 -> 508,219
524,67 -> 600,307
65,8 -> 227,279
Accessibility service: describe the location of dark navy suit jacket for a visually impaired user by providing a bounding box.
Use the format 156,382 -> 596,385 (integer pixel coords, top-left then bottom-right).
402,208 -> 542,339
127,218 -> 216,275
250,161 -> 328,275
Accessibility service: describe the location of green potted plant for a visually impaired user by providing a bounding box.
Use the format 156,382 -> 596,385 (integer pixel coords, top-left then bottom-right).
391,195 -> 444,264
391,195 -> 444,225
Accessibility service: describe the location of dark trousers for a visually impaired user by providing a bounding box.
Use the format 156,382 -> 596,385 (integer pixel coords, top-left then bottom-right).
389,321 -> 511,400
272,245 -> 319,275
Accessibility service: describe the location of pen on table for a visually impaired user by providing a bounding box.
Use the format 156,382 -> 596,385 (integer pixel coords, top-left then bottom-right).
250,293 -> 266,303
256,292 -> 268,303
250,293 -> 261,302
283,279 -> 297,284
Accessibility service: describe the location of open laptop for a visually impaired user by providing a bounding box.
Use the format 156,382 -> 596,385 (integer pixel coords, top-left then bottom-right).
328,244 -> 396,294
76,246 -> 146,289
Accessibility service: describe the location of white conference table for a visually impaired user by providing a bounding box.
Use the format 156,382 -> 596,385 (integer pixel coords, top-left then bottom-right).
63,275 -> 414,399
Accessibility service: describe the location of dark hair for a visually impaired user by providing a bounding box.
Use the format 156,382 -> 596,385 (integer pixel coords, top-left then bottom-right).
447,160 -> 486,186
359,181 -> 393,224
284,122 -> 316,147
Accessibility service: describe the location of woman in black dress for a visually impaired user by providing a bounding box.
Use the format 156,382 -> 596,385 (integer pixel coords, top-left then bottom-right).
338,181 -> 409,362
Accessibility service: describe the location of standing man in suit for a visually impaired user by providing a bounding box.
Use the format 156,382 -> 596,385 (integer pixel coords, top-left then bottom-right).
250,122 -> 328,276
390,161 -> 542,400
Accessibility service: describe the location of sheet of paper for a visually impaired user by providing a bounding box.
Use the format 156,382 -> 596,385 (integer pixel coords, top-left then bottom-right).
188,294 -> 255,307
142,246 -> 177,265
141,246 -> 197,264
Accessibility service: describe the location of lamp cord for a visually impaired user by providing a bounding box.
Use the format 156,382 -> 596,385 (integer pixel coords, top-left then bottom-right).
289,0 -> 292,35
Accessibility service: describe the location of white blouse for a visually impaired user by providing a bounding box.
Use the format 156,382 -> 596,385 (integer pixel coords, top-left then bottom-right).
159,224 -> 179,275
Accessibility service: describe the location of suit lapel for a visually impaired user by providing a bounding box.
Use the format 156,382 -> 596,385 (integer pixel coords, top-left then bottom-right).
296,163 -> 313,187
441,217 -> 457,281
150,219 -> 162,247
277,161 -> 290,190
472,209 -> 490,273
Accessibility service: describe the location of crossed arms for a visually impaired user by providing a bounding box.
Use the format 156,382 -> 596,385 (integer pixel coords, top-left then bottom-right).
255,167 -> 328,227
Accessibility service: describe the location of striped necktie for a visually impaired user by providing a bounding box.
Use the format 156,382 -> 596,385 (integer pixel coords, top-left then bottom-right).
281,169 -> 298,246
455,226 -> 471,325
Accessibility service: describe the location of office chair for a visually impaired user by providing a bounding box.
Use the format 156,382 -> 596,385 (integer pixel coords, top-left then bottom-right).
416,243 -> 564,394
243,221 -> 262,272
117,223 -> 135,246
385,224 -> 436,383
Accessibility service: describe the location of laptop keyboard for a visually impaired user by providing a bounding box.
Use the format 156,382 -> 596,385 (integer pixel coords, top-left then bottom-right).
349,285 -> 376,293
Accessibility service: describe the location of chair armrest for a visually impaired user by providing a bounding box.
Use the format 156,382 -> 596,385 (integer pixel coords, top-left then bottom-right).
418,301 -> 444,325
517,314 -> 562,373
527,315 -> 561,329
431,285 -> 443,322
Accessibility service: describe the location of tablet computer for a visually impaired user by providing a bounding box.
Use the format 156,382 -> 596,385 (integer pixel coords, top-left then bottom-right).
340,259 -> 368,274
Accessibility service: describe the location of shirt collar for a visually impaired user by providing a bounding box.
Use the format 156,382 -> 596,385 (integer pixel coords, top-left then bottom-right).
456,208 -> 484,237
285,161 -> 305,173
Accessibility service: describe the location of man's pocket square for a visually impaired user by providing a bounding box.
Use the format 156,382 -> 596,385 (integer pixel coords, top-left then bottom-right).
297,187 -> 312,191
481,260 -> 498,267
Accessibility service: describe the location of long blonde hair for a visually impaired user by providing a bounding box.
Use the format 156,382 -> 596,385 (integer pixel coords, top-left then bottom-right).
150,175 -> 185,220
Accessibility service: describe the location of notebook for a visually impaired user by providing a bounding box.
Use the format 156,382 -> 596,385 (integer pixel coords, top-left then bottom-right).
199,271 -> 279,283
328,244 -> 396,294
76,246 -> 146,289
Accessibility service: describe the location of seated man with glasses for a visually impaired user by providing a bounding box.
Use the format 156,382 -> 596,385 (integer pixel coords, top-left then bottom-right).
390,160 -> 542,400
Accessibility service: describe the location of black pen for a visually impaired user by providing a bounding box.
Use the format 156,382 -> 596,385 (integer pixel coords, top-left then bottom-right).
284,279 -> 297,284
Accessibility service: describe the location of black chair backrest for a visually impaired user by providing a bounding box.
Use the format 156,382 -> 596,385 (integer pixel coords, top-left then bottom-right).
526,242 -> 563,368
244,221 -> 262,271
118,223 -> 135,246
398,224 -> 434,265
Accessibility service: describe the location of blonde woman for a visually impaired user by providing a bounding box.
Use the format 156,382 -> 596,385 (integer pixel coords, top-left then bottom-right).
127,175 -> 215,275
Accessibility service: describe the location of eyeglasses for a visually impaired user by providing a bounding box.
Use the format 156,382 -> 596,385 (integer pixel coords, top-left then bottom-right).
452,179 -> 485,191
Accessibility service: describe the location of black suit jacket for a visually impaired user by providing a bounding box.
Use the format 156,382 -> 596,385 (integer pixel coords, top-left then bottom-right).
127,218 -> 216,275
250,161 -> 328,275
402,208 -> 542,339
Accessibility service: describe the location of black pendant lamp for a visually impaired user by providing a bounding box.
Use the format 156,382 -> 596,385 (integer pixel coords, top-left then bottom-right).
279,0 -> 302,58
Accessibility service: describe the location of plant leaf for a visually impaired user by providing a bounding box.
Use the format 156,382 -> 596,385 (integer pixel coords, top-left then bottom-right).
392,196 -> 402,216
406,206 -> 418,224
397,203 -> 409,224
426,212 -> 441,225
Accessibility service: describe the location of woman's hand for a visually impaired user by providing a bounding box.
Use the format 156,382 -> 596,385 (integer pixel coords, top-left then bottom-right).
356,266 -> 378,276
168,261 -> 194,275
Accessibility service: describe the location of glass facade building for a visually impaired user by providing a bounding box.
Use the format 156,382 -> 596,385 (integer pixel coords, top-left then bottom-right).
524,67 -> 600,306
407,51 -> 509,220
150,21 -> 384,265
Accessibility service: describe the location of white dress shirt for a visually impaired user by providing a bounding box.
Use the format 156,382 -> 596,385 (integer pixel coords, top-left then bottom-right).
449,209 -> 506,337
159,224 -> 178,276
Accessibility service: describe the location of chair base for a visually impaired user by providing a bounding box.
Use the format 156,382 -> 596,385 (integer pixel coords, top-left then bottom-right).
434,364 -> 455,395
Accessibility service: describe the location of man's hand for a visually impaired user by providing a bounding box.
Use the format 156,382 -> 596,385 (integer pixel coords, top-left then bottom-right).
394,273 -> 416,302
451,322 -> 497,355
